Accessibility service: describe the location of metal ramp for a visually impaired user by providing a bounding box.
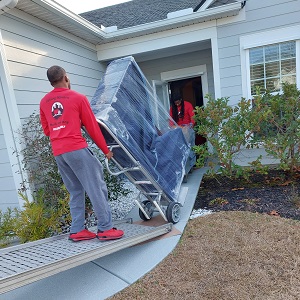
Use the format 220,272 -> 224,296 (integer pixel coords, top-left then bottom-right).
0,220 -> 172,295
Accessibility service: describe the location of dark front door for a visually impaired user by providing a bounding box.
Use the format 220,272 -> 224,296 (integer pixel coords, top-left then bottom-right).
169,77 -> 206,146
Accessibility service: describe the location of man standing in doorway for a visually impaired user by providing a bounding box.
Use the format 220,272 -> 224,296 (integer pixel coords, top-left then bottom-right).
40,65 -> 124,242
169,91 -> 195,127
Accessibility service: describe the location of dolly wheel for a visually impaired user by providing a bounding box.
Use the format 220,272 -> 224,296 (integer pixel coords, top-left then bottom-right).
139,200 -> 154,221
166,202 -> 181,224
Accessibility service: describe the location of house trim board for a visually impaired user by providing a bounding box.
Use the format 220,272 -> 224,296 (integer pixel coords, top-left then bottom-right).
0,0 -> 18,14
160,64 -> 209,105
96,22 -> 218,61
0,30 -> 30,207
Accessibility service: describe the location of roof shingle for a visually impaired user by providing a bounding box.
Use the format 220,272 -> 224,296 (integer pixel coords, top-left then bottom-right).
80,0 -> 239,30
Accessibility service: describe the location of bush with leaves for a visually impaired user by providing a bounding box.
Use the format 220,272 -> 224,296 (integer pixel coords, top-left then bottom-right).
0,208 -> 17,248
193,95 -> 268,178
15,112 -> 65,206
193,83 -> 300,178
14,190 -> 71,243
0,188 -> 71,247
255,83 -> 300,173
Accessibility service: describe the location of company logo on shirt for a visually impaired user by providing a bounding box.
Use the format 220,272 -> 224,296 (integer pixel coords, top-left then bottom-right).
52,102 -> 64,119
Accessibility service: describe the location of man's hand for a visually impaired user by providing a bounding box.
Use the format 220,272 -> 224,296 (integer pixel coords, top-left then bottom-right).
105,151 -> 113,160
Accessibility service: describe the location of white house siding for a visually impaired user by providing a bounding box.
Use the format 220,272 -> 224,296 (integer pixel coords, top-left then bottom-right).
0,120 -> 19,212
216,0 -> 300,104
139,49 -> 215,99
0,11 -> 105,211
2,13 -> 104,120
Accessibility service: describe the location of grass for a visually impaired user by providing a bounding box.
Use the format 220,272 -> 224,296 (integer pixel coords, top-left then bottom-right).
108,211 -> 300,300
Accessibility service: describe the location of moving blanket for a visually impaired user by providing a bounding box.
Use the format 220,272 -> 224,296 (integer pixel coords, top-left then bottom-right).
90,56 -> 190,202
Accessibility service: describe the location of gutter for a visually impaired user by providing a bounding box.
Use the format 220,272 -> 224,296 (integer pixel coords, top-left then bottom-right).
0,0 -> 18,14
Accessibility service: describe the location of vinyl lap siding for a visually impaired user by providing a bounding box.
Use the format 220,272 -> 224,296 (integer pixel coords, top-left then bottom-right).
0,121 -> 19,212
216,0 -> 300,103
2,13 -> 104,120
0,12 -> 105,210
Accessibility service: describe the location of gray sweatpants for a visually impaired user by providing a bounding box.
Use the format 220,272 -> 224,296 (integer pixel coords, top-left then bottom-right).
55,147 -> 112,233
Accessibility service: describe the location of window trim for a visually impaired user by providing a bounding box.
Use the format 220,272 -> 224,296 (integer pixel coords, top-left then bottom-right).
240,24 -> 300,99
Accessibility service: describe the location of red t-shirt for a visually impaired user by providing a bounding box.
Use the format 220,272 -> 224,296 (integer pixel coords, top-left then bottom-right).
169,101 -> 195,127
40,87 -> 109,156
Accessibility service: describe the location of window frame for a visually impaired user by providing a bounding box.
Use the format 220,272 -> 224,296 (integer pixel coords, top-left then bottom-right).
249,41 -> 296,95
240,25 -> 300,100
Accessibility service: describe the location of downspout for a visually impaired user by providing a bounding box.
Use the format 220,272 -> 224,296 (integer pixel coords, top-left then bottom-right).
0,0 -> 18,14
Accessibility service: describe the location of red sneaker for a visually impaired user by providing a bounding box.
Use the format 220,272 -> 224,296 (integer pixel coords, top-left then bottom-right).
97,228 -> 124,241
69,229 -> 96,242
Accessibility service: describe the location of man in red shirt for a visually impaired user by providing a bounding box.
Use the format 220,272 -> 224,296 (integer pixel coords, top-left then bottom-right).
169,94 -> 195,128
40,65 -> 124,242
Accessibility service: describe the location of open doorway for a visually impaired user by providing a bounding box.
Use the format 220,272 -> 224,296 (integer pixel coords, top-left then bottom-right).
169,77 -> 206,146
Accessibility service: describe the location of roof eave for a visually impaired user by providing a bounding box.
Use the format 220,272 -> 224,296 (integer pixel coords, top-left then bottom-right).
31,0 -> 108,38
103,2 -> 243,41
12,0 -> 243,45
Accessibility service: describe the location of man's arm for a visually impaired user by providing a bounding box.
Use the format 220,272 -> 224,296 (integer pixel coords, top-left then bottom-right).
40,107 -> 50,136
187,102 -> 195,126
80,97 -> 110,155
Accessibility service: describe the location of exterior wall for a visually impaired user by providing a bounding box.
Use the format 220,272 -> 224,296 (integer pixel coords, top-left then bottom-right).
0,120 -> 19,212
216,0 -> 300,104
0,11 -> 104,211
2,12 -> 104,120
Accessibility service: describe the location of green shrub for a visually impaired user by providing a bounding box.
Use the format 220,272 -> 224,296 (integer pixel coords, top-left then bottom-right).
256,83 -> 300,172
193,83 -> 300,178
0,188 -> 71,246
193,95 -> 267,178
15,112 -> 65,206
14,190 -> 71,243
0,208 -> 17,248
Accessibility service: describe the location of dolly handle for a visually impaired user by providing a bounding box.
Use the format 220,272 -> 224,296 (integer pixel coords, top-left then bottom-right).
104,157 -> 140,176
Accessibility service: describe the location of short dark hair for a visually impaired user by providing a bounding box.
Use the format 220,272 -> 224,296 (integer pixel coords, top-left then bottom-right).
47,65 -> 66,85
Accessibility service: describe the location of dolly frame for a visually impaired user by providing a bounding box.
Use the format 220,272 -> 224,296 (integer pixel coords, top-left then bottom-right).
98,120 -> 182,224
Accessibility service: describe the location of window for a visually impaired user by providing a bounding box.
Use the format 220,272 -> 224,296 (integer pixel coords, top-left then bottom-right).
249,41 -> 296,95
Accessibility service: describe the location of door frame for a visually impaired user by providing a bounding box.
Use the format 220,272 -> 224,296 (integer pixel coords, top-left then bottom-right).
160,64 -> 208,106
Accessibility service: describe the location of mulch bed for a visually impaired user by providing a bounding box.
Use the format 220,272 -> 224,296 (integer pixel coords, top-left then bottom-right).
194,169 -> 300,221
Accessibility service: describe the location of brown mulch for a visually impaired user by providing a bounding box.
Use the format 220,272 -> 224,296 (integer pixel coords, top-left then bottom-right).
194,169 -> 300,221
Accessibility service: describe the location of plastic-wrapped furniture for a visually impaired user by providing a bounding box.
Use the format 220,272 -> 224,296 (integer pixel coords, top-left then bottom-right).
90,56 -> 192,223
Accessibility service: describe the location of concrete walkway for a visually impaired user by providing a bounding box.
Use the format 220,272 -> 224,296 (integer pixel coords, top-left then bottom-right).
0,168 -> 205,300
